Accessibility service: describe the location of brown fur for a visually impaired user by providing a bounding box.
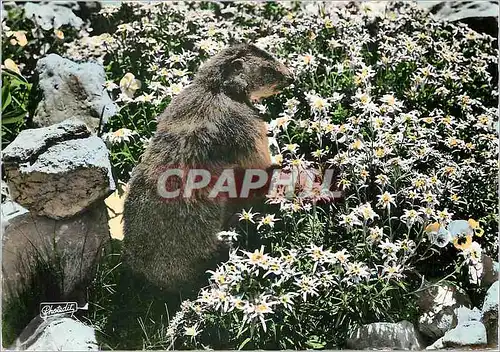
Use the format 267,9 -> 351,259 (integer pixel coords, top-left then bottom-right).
122,44 -> 292,297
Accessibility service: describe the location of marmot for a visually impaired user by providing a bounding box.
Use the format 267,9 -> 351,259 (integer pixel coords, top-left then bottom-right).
122,43 -> 293,299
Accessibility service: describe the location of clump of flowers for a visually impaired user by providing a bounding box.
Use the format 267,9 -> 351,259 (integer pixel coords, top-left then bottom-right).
146,1 -> 496,349
3,0 -> 497,349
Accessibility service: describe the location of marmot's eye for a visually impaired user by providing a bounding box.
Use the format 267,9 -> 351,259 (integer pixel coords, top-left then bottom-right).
261,66 -> 278,79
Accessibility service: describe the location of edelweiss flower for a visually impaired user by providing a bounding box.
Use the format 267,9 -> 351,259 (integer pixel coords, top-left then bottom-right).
378,239 -> 399,259
383,263 -> 403,279
244,246 -> 269,268
103,128 -> 136,144
257,214 -> 279,230
377,191 -> 396,210
184,325 -> 200,337
238,208 -> 258,223
357,203 -> 378,222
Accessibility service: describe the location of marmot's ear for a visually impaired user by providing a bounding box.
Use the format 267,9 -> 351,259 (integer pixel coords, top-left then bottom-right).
223,60 -> 248,96
223,58 -> 245,79
230,58 -> 245,72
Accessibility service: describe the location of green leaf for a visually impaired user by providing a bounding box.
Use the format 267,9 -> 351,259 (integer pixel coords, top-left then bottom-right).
2,112 -> 25,125
2,86 -> 12,112
1,69 -> 29,85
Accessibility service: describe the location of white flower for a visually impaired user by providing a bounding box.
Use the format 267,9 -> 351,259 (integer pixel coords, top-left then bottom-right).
207,267 -> 230,287
400,209 -> 422,226
184,325 -> 200,337
238,208 -> 258,223
102,128 -> 136,144
257,214 -> 279,230
305,92 -> 330,112
216,230 -> 239,244
243,245 -> 269,268
278,293 -> 297,311
332,249 -> 351,265
345,261 -> 370,283
283,143 -> 299,153
462,241 -> 482,265
104,80 -> 118,91
244,295 -> 277,332
166,82 -> 184,96
377,191 -> 396,210
368,226 -> 384,243
383,263 -> 403,280
295,276 -> 320,301
254,103 -> 268,115
378,240 -> 399,260
339,213 -> 362,228
356,203 -> 379,222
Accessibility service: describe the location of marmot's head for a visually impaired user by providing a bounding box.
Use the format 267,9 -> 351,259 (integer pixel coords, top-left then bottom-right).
195,43 -> 293,101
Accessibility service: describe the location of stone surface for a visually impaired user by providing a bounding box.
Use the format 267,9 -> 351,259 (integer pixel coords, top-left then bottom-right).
481,254 -> 499,288
454,306 -> 481,325
1,200 -> 110,304
34,54 -> 117,130
23,2 -> 84,31
9,315 -> 98,351
417,282 -> 472,340
417,1 -> 498,37
426,321 -> 487,349
2,119 -> 115,219
481,280 -> 499,347
346,320 -> 425,350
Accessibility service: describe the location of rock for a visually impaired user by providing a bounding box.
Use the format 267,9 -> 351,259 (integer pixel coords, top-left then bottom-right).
417,282 -> 472,340
1,196 -> 29,233
426,321 -> 487,349
2,119 -> 115,219
24,2 -> 84,31
1,200 -> 110,305
454,306 -> 481,325
9,315 -> 98,351
481,281 -> 499,347
34,54 -> 117,130
481,254 -> 499,288
346,320 -> 425,350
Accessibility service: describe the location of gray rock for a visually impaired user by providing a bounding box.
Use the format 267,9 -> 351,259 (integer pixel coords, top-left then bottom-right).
34,54 -> 117,130
454,306 -> 481,325
9,316 -> 98,351
481,254 -> 499,288
426,321 -> 487,349
417,1 -> 498,21
24,2 -> 84,31
346,320 -> 425,350
1,180 -> 29,232
417,1 -> 498,37
417,282 -> 472,340
2,201 -> 110,305
2,119 -> 115,219
481,280 -> 499,347
2,119 -> 90,163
